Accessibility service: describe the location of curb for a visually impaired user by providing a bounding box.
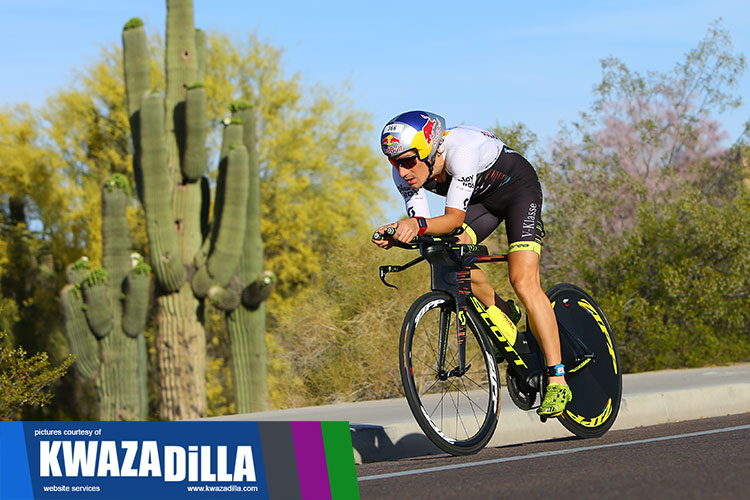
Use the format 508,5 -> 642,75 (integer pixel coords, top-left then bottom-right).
207,364 -> 750,464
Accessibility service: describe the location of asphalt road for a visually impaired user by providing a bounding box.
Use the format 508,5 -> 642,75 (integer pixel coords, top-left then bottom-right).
357,413 -> 750,499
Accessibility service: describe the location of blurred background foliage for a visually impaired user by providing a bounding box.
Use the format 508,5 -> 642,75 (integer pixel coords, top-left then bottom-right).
0,20 -> 748,418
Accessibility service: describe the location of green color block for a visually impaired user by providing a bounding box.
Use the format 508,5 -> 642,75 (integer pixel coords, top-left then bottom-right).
322,422 -> 360,500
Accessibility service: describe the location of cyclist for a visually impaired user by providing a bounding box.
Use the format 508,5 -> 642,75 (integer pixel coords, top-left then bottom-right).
373,110 -> 571,417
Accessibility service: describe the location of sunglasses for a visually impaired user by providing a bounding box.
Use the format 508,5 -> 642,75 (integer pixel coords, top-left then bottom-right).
389,154 -> 419,169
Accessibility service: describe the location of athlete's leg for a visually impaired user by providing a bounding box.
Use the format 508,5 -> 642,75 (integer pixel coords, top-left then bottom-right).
458,206 -> 499,308
458,216 -> 519,343
507,250 -> 565,385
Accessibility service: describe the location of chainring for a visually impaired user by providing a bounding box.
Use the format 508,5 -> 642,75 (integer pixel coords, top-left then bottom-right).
506,371 -> 537,410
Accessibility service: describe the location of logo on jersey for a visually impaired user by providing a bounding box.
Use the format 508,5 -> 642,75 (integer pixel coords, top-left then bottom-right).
457,176 -> 474,189
397,184 -> 419,199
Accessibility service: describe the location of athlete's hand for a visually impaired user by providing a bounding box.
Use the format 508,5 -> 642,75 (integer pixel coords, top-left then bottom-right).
372,224 -> 397,249
393,218 -> 420,244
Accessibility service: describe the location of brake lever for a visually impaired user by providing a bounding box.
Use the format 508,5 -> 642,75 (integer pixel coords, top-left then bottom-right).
379,265 -> 399,289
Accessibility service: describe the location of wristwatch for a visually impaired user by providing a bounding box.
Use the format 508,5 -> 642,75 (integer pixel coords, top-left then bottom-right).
413,217 -> 428,236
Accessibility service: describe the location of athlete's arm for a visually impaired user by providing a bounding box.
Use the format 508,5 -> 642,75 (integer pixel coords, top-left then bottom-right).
374,170 -> 434,248
392,207 -> 465,242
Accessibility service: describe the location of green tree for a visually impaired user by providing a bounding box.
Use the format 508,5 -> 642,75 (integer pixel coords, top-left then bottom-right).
594,172 -> 750,371
0,331 -> 74,420
0,106 -> 69,335
538,20 -> 746,286
0,105 -> 86,420
491,121 -> 539,158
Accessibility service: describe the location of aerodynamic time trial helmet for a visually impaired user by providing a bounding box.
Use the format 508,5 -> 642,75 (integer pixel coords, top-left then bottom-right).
380,111 -> 446,166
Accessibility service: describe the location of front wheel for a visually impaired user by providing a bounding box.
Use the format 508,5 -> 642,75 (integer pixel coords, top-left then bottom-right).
547,283 -> 622,437
399,291 -> 500,455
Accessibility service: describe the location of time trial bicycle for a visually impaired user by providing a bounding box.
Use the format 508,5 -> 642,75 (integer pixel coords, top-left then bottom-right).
374,227 -> 622,456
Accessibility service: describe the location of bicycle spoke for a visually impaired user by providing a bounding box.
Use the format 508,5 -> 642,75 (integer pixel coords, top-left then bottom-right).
456,378 -> 483,436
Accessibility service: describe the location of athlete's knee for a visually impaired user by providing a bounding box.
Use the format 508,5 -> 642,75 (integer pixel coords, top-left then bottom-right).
508,270 -> 541,299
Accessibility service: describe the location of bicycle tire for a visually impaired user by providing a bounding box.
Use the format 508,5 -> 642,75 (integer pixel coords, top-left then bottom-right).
547,283 -> 622,437
399,291 -> 500,455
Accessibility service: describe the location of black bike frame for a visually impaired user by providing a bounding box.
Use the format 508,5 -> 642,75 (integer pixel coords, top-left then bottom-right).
380,240 -> 596,395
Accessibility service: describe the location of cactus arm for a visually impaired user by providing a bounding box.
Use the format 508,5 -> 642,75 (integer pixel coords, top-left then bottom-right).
122,261 -> 151,338
165,0 -> 197,108
102,175 -> 132,286
232,103 -> 263,276
122,19 -> 150,204
182,85 -> 207,181
139,92 -> 186,291
242,271 -> 276,310
60,284 -> 100,378
207,282 -> 241,312
226,103 -> 273,412
206,145 -> 249,286
233,104 -> 277,309
122,19 -> 150,119
165,0 -> 197,177
82,268 -> 114,339
211,122 -> 243,242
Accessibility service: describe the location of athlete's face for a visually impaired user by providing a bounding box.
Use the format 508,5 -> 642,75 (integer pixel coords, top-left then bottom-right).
391,152 -> 429,188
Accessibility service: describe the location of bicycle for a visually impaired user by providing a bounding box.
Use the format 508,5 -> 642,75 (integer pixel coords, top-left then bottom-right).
374,227 -> 622,456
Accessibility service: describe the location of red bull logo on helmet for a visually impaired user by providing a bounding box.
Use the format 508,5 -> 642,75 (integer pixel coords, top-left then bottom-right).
421,115 -> 440,146
381,134 -> 403,155
409,114 -> 441,158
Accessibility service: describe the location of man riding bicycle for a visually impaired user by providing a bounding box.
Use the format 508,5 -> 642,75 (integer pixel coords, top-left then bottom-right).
372,110 -> 571,417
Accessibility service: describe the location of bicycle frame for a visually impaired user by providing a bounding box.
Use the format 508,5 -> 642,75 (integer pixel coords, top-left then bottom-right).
380,239 -> 596,395
381,242 -> 536,380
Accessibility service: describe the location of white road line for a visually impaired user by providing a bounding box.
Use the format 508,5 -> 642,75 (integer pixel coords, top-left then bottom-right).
358,424 -> 750,482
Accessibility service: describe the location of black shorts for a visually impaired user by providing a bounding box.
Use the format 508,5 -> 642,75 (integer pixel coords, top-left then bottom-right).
462,148 -> 545,254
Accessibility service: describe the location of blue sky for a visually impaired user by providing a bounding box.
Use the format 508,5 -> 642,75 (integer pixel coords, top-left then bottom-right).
2,1 -> 750,218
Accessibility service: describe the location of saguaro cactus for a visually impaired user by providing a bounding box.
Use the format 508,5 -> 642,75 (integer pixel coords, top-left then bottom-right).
61,174 -> 150,420
122,0 -> 273,419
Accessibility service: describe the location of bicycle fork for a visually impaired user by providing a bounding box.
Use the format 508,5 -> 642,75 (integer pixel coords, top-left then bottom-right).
436,270 -> 472,381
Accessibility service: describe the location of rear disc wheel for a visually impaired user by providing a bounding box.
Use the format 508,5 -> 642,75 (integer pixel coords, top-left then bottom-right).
548,283 -> 622,437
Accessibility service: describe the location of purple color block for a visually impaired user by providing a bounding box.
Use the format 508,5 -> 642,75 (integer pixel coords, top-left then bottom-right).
291,421 -> 332,500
